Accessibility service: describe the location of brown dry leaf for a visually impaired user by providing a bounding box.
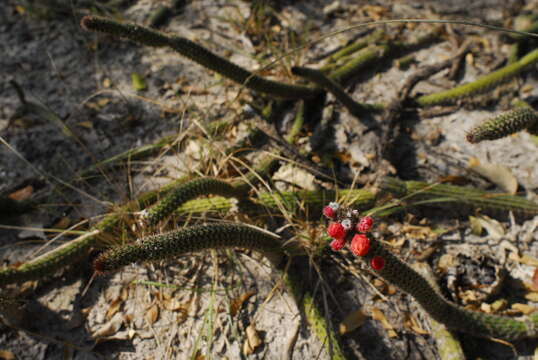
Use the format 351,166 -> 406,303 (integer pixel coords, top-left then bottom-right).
8,185 -> 33,201
103,78 -> 111,88
339,309 -> 367,334
404,313 -> 429,335
120,286 -> 130,301
0,350 -> 16,360
106,298 -> 123,320
230,290 -> 256,317
437,254 -> 455,272
77,121 -> 94,129
515,255 -> 538,267
145,304 -> 160,325
438,175 -> 470,186
52,216 -> 71,230
15,5 -> 26,15
533,268 -> 538,291
370,307 -> 398,338
465,52 -> 474,66
163,298 -> 184,311
525,292 -> 538,302
180,85 -> 210,95
92,313 -> 123,338
480,303 -> 492,313
491,299 -> 508,312
362,5 -> 388,20
468,157 -> 518,194
511,303 -> 536,315
401,225 -> 437,240
243,324 -> 263,355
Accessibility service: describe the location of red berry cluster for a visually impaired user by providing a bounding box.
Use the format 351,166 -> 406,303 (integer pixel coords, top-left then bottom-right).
323,202 -> 385,271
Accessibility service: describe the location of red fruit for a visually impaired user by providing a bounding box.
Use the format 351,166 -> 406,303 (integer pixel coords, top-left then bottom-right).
350,234 -> 370,256
357,216 -> 374,232
323,206 -> 336,219
323,202 -> 339,219
371,256 -> 385,270
327,222 -> 346,239
330,238 -> 346,251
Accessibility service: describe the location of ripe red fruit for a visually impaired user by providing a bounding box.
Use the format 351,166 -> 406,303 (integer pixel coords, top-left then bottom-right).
350,234 -> 370,256
357,216 -> 373,232
327,222 -> 346,239
323,206 -> 336,219
330,238 -> 346,251
322,202 -> 339,219
371,256 -> 385,270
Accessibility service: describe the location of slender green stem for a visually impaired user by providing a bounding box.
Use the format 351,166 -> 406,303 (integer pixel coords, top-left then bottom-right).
380,177 -> 538,217
415,48 -> 538,107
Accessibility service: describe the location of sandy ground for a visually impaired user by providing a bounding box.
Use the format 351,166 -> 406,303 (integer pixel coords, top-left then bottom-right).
2,0 -> 538,359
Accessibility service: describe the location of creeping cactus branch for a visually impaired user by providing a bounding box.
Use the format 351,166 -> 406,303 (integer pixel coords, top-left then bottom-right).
466,107 -> 538,143
80,16 -> 321,99
415,48 -> 538,107
93,224 -> 295,273
324,203 -> 538,340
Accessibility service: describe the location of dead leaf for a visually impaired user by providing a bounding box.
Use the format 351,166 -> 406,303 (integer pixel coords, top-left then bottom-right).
145,304 -> 159,325
404,313 -> 429,335
370,307 -> 398,338
362,5 -> 388,20
15,5 -> 26,15
77,121 -> 94,129
106,298 -> 123,320
339,309 -> 367,334
465,52 -> 474,66
480,303 -> 492,313
516,255 -> 538,267
52,216 -> 71,230
437,254 -> 455,272
243,324 -> 263,355
8,185 -> 33,201
438,175 -> 470,185
92,313 -> 123,338
0,350 -> 16,360
163,298 -> 184,311
525,292 -> 538,302
468,157 -> 518,194
533,268 -> 538,291
230,291 -> 256,317
144,304 -> 159,325
511,303 -> 536,315
491,299 -> 508,312
401,225 -> 437,240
